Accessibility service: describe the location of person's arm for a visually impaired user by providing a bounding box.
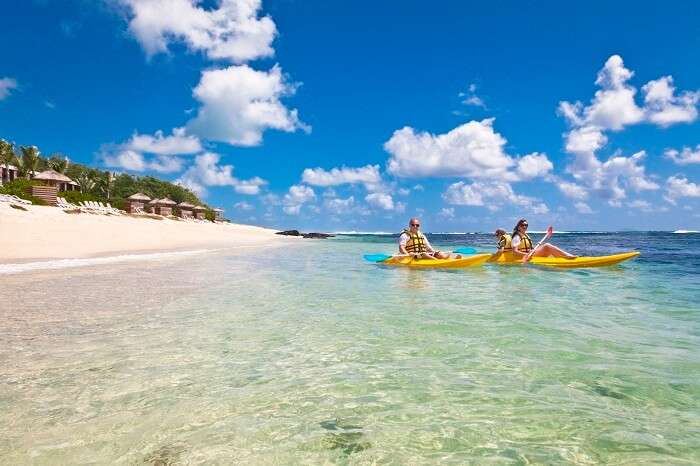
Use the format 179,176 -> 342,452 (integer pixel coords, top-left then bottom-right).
510,235 -> 528,258
398,233 -> 409,255
423,235 -> 435,253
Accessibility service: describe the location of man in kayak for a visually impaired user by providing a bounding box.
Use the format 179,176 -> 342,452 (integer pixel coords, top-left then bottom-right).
511,218 -> 576,263
399,218 -> 451,259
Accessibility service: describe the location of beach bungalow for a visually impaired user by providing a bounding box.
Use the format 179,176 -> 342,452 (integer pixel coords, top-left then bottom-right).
33,170 -> 78,192
151,198 -> 177,216
213,208 -> 224,221
193,205 -> 207,220
1,164 -> 19,185
126,192 -> 151,213
177,202 -> 194,219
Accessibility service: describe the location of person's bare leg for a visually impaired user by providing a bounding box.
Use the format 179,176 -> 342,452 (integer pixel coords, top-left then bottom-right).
433,251 -> 451,259
533,243 -> 577,259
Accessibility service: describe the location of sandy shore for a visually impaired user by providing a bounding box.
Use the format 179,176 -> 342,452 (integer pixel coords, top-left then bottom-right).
0,203 -> 286,262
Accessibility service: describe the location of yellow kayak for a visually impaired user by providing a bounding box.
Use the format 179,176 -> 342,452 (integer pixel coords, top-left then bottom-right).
488,251 -> 640,268
381,253 -> 492,268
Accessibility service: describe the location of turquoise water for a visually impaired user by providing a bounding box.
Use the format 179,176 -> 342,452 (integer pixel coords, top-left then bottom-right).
1,233 -> 699,464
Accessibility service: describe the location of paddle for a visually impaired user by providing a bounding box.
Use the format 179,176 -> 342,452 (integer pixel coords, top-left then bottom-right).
452,247 -> 477,255
524,225 -> 553,262
364,247 -> 477,262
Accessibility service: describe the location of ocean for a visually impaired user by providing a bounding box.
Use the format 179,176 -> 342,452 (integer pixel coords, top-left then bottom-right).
1,232 -> 698,464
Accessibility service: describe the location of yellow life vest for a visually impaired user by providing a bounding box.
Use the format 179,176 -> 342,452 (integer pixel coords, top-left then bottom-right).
498,233 -> 513,251
402,229 -> 428,253
514,232 -> 533,252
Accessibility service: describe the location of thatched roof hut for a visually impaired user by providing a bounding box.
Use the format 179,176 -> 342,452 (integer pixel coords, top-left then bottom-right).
33,170 -> 76,191
128,192 -> 151,201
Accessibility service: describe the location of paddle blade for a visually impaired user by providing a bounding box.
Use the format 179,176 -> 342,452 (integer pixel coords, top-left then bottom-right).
545,225 -> 554,239
363,254 -> 392,262
453,247 -> 477,254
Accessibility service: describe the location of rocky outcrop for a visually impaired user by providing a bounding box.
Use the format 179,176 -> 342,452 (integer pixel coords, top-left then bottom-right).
276,230 -> 334,239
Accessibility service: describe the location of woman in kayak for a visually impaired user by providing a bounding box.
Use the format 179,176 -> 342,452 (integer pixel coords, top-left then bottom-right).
511,218 -> 576,262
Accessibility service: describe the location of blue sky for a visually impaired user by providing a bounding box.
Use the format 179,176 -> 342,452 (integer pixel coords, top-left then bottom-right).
1,0 -> 699,232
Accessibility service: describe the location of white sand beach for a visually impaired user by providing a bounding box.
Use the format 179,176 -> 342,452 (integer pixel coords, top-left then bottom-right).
0,203 -> 285,262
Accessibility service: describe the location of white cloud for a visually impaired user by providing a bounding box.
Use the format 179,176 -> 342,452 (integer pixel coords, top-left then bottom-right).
627,200 -> 651,210
574,202 -> 593,214
234,201 -> 253,210
462,96 -> 485,107
442,180 -> 548,214
120,0 -> 276,63
283,184 -> 315,215
438,207 -> 455,219
556,55 -> 691,205
642,76 -> 700,127
103,149 -> 184,173
557,181 -> 588,200
323,195 -> 355,214
0,77 -> 18,100
301,164 -> 382,191
365,192 -> 396,210
665,145 -> 700,165
385,118 -> 551,181
187,64 -> 307,146
412,184 -> 424,191
665,176 -> 700,204
175,152 -> 267,196
515,152 -> 553,180
127,127 -> 202,155
397,187 -> 410,196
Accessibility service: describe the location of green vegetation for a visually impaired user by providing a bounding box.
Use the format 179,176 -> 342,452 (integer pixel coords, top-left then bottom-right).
1,138 -> 209,211
0,179 -> 48,205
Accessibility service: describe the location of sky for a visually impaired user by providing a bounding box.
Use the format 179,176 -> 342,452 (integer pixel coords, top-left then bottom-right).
1,0 -> 700,232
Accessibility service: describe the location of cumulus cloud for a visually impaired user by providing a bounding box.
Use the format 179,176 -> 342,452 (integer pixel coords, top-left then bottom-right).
442,180 -> 549,214
187,64 -> 307,146
234,201 -> 254,210
175,152 -> 267,196
642,76 -> 700,127
385,118 -> 552,181
556,55 -> 690,205
103,149 -> 185,173
574,202 -> 593,214
438,207 -> 455,219
119,0 -> 276,63
302,165 -> 382,191
665,176 -> 700,204
283,184 -> 315,215
0,77 -> 18,100
127,127 -> 202,155
365,192 -> 397,211
665,145 -> 700,165
557,181 -> 588,200
323,195 -> 355,214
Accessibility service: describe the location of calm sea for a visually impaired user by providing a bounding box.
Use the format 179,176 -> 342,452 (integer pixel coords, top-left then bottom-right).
1,232 -> 698,464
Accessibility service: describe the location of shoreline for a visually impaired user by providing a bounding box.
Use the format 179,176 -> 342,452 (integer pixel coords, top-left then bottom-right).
1,203 -> 289,263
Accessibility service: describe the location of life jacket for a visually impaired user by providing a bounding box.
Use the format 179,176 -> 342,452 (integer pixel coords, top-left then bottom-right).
514,232 -> 533,252
402,229 -> 428,253
498,233 -> 513,251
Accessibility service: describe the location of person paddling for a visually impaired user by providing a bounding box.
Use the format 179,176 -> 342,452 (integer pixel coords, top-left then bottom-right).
399,218 -> 451,259
511,218 -> 576,263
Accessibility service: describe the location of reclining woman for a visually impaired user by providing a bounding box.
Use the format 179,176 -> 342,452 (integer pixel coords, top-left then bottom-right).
510,218 -> 577,263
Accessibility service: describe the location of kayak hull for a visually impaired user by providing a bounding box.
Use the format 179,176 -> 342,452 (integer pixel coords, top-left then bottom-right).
488,251 -> 640,268
381,253 -> 491,268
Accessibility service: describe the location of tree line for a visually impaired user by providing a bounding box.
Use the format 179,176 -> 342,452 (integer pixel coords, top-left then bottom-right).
0,139 -> 209,212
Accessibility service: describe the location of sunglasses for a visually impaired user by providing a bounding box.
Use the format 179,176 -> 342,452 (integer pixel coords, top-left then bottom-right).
520,223 -> 528,228
410,223 -> 420,227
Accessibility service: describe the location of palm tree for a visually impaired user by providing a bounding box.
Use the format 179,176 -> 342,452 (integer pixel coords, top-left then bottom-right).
0,139 -> 17,183
99,171 -> 115,200
76,171 -> 95,194
17,145 -> 40,179
47,155 -> 70,174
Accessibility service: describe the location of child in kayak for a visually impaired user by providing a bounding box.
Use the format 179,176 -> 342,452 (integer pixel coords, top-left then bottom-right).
399,218 -> 452,259
511,218 -> 576,262
495,228 -> 512,252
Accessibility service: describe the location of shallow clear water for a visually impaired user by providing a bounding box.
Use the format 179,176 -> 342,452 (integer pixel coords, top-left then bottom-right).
1,233 -> 699,464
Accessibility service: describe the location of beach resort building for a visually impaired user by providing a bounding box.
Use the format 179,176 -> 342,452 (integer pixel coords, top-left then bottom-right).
193,205 -> 207,220
126,193 -> 151,213
177,202 -> 194,219
1,164 -> 19,185
149,198 -> 177,216
213,208 -> 224,221
33,170 -> 79,192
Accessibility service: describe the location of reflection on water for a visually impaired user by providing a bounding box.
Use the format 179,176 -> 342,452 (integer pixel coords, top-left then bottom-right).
1,234 -> 699,464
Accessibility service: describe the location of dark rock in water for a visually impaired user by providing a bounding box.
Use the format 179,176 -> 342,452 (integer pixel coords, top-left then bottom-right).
302,232 -> 335,239
276,230 -> 334,239
276,230 -> 302,236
